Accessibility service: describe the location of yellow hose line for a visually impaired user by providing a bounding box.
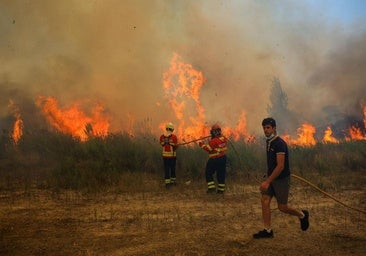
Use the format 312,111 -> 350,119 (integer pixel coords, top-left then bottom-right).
291,174 -> 366,214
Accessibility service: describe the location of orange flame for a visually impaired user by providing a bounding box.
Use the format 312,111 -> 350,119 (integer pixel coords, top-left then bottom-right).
347,126 -> 365,140
346,104 -> 366,141
361,103 -> 366,139
162,53 -> 207,140
8,100 -> 23,144
36,96 -> 110,141
161,53 -> 255,143
284,123 -> 317,147
222,111 -> 254,142
364,105 -> 366,129
322,126 -> 339,144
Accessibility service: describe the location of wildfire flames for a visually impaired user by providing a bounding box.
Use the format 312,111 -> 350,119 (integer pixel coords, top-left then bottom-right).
162,52 -> 208,141
162,53 -> 252,142
36,96 -> 110,141
322,126 -> 339,144
8,100 -> 23,144
4,55 -> 366,146
282,105 -> 366,146
283,123 -> 317,147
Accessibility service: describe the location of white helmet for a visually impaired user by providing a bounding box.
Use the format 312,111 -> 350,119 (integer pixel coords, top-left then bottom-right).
166,122 -> 174,131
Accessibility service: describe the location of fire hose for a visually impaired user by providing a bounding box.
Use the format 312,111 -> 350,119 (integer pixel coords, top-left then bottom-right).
178,136 -> 366,215
177,135 -> 211,146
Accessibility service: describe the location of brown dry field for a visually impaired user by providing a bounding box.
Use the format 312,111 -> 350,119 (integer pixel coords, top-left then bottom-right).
0,173 -> 365,256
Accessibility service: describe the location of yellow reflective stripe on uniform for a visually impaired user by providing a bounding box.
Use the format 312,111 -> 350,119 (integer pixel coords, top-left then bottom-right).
208,145 -> 227,157
214,147 -> 227,153
217,184 -> 225,192
209,152 -> 220,157
201,144 -> 213,151
207,181 -> 215,189
163,151 -> 176,157
162,143 -> 177,157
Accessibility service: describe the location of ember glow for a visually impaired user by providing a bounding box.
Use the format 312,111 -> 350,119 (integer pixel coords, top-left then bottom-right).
36,96 -> 110,141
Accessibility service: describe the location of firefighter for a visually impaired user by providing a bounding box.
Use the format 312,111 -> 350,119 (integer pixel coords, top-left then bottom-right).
159,122 -> 178,188
199,124 -> 228,194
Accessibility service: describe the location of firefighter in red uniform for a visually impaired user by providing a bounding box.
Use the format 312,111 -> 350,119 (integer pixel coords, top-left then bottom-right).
159,122 -> 178,188
199,124 -> 228,194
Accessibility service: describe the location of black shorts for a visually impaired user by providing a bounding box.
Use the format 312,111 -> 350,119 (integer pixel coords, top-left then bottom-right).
262,176 -> 290,204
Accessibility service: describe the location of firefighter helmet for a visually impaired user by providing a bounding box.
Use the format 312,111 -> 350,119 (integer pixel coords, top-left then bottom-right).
210,124 -> 221,137
166,122 -> 174,131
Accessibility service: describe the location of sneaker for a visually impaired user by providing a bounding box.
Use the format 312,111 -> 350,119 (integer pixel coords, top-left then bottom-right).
253,229 -> 274,239
216,190 -> 224,194
300,210 -> 309,231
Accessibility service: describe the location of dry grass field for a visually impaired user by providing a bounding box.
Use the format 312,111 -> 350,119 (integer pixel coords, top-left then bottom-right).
0,172 -> 365,256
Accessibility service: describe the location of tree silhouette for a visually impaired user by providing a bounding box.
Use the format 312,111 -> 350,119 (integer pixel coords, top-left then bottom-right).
266,77 -> 299,134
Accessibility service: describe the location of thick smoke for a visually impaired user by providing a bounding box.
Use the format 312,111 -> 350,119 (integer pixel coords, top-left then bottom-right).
0,0 -> 365,137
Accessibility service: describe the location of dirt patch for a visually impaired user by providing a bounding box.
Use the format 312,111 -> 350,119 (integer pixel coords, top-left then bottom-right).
0,181 -> 365,256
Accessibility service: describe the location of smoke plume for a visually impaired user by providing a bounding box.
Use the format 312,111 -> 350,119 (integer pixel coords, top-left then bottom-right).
0,0 -> 365,138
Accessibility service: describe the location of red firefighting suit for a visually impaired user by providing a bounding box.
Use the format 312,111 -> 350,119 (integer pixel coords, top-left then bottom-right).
160,132 -> 178,186
199,135 -> 227,193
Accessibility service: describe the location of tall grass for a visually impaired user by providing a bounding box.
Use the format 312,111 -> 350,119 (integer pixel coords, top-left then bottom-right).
0,130 -> 365,192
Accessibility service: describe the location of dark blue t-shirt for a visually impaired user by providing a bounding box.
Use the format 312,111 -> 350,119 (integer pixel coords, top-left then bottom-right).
266,136 -> 290,179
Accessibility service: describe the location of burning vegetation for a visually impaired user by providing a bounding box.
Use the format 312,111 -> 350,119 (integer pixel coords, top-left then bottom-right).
1,54 -> 365,147
35,96 -> 110,142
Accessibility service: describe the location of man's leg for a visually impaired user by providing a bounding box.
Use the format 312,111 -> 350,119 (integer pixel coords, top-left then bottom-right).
253,194 -> 274,238
261,194 -> 272,229
277,204 -> 303,217
278,204 -> 309,231
273,177 -> 309,231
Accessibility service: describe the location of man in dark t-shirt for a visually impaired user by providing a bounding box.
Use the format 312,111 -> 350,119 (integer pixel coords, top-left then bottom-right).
266,135 -> 290,180
253,117 -> 310,239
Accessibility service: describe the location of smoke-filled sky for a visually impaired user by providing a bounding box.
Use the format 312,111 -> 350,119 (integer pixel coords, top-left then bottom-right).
1,0 -> 365,137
